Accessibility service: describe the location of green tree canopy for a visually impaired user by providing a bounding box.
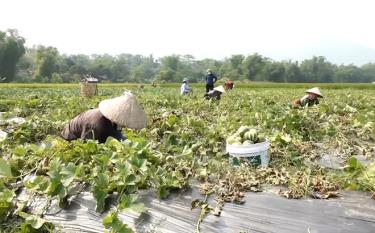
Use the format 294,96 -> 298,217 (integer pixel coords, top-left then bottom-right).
35,46 -> 60,80
2,28 -> 374,84
0,29 -> 25,82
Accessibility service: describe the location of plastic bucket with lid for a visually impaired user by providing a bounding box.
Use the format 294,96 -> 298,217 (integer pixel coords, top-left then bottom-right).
226,140 -> 270,167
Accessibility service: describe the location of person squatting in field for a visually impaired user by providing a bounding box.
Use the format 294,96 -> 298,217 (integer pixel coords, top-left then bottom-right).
224,80 -> 234,90
293,87 -> 323,107
61,92 -> 147,143
204,85 -> 226,100
181,78 -> 191,95
205,69 -> 217,93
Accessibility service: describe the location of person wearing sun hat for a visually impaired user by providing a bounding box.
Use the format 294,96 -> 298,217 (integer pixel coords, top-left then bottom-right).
181,78 -> 191,95
204,85 -> 226,100
293,87 -> 323,107
61,91 -> 147,143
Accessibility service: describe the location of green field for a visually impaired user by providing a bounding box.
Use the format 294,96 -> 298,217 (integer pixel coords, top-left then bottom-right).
0,85 -> 374,232
0,82 -> 375,89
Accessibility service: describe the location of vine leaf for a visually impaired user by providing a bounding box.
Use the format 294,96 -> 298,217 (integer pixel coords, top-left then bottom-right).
0,158 -> 12,178
103,211 -> 134,233
93,173 -> 109,213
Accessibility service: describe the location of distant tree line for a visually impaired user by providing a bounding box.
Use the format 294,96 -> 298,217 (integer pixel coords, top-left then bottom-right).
1,29 -> 375,83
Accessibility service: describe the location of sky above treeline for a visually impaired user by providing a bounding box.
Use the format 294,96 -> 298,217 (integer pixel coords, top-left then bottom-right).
1,0 -> 375,65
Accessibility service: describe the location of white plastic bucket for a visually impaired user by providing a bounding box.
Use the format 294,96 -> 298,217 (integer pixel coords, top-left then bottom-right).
226,140 -> 270,167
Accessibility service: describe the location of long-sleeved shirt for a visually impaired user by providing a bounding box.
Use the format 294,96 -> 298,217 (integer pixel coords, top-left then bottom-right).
181,83 -> 190,95
299,95 -> 320,107
205,73 -> 217,85
204,90 -> 221,100
61,108 -> 125,143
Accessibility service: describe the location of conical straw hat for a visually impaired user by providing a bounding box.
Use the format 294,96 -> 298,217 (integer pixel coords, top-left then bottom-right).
99,92 -> 147,129
214,85 -> 226,93
306,87 -> 323,98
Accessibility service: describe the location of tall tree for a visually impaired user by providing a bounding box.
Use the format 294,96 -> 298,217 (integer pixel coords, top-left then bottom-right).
361,63 -> 375,83
155,55 -> 181,82
300,56 -> 335,83
35,46 -> 60,80
242,53 -> 267,81
334,65 -> 365,82
284,61 -> 302,83
0,29 -> 25,82
264,61 -> 285,82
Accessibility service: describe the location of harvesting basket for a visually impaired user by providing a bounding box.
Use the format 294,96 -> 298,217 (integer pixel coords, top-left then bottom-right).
226,139 -> 270,167
80,83 -> 98,97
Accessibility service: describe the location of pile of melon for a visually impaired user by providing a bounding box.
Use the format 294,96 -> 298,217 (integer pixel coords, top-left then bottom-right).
226,126 -> 265,145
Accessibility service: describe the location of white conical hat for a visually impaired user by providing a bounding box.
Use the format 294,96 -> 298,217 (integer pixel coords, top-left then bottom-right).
306,87 -> 323,98
214,85 -> 226,93
99,92 -> 147,129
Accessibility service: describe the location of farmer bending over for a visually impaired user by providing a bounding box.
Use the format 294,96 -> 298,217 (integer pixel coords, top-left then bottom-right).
293,87 -> 323,107
61,92 -> 147,143
181,78 -> 191,95
224,80 -> 234,90
205,69 -> 217,93
204,85 -> 225,101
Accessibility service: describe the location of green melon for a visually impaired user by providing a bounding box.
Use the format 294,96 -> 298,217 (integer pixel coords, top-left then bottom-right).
236,126 -> 251,136
244,129 -> 258,143
242,140 -> 254,145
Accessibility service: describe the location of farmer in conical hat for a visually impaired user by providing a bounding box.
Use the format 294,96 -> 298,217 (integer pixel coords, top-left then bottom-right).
181,78 -> 191,95
204,85 -> 225,100
61,91 -> 147,143
293,87 -> 323,107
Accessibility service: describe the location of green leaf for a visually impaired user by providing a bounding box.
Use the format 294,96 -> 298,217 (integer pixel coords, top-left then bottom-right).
0,158 -> 12,178
179,147 -> 193,160
119,195 -> 134,209
60,162 -> 76,186
18,212 -> 46,229
96,173 -> 109,188
281,134 -> 292,143
12,146 -> 27,158
93,189 -> 107,213
129,203 -> 145,213
157,185 -> 169,199
103,211 -> 134,233
0,183 -> 15,222
119,195 -> 145,213
47,180 -> 65,198
25,176 -> 49,193
27,215 -> 46,229
93,173 -> 109,213
0,186 -> 15,202
102,211 -> 115,228
346,157 -> 364,172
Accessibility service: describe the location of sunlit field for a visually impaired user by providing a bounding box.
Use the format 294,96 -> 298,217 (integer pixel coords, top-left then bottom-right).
0,84 -> 374,232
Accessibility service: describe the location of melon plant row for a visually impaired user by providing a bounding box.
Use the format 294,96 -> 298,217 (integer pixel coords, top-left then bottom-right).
0,85 -> 374,232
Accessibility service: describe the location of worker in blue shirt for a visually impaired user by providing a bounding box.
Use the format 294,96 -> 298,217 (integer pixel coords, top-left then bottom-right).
205,69 -> 217,93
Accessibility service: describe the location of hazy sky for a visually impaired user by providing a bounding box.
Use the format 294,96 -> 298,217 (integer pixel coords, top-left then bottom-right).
1,0 -> 375,63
